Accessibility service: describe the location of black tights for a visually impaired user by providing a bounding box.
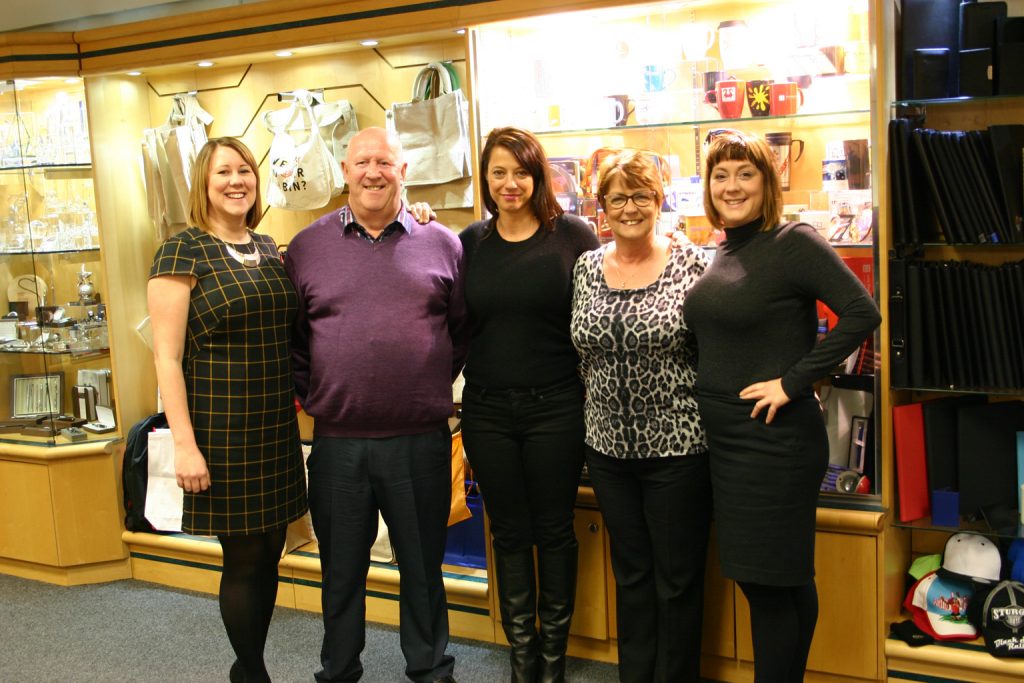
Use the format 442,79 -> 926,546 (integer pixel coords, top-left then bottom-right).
217,528 -> 287,683
738,580 -> 818,683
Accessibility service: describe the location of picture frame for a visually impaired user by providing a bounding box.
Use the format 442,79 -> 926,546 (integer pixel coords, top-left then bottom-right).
10,373 -> 63,418
848,415 -> 870,473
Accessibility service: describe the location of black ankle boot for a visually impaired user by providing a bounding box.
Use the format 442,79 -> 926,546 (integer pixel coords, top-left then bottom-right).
536,547 -> 578,683
493,549 -> 540,683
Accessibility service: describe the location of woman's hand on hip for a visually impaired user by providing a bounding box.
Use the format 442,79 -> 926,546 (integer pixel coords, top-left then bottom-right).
739,378 -> 790,424
175,445 -> 211,493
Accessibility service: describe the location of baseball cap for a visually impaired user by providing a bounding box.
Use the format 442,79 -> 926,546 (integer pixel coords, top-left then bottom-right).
980,580 -> 1024,657
938,532 -> 1001,584
904,570 -> 977,640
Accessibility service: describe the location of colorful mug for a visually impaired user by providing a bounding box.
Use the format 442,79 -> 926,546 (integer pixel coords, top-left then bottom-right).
771,82 -> 805,116
713,79 -> 746,119
745,80 -> 773,117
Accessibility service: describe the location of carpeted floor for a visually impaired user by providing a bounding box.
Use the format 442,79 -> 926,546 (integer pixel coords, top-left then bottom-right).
0,573 -> 621,682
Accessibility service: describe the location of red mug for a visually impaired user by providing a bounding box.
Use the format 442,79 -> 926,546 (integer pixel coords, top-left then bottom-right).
714,79 -> 745,119
770,81 -> 804,116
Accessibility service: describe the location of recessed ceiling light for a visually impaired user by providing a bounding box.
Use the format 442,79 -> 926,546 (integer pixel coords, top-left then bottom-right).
127,71 -> 142,76
454,28 -> 466,35
197,61 -> 215,68
275,51 -> 294,58
360,40 -> 379,47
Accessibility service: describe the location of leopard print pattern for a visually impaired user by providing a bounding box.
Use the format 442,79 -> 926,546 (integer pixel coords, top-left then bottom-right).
571,242 -> 709,459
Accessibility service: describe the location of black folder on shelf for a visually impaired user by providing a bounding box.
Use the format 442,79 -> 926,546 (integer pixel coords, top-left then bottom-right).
987,124 -> 1024,242
957,400 -> 1024,517
922,395 -> 985,493
907,261 -> 928,387
1003,263 -> 1024,388
889,119 -> 909,245
911,129 -> 959,243
985,266 -> 1015,389
959,131 -> 1008,242
933,131 -> 986,242
921,261 -> 950,388
900,119 -> 938,243
941,261 -> 975,388
901,0 -> 961,99
888,258 -> 910,387
965,130 -> 1013,243
968,263 -> 999,388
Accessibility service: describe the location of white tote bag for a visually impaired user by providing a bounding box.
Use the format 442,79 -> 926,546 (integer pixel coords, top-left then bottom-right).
264,90 -> 359,172
386,62 -> 473,195
266,93 -> 338,210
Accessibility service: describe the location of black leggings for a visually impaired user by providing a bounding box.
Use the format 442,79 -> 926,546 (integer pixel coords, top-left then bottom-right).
738,580 -> 819,683
217,527 -> 288,683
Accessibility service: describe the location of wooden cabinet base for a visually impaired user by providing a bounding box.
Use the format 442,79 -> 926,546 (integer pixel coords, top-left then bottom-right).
121,531 -> 495,644
886,638 -> 1024,683
0,555 -> 129,586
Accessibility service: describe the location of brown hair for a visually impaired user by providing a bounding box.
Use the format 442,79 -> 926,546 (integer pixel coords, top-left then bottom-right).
596,150 -> 666,209
702,131 -> 782,230
479,127 -> 563,232
187,137 -> 263,232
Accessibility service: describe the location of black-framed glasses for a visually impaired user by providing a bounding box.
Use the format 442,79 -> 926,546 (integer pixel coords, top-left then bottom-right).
605,191 -> 657,209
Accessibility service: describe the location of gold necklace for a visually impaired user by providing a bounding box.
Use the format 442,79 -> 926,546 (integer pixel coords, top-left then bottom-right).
609,250 -> 647,288
224,240 -> 261,267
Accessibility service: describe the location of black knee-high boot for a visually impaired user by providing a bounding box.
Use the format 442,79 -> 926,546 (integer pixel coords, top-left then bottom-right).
536,546 -> 577,683
494,549 -> 541,683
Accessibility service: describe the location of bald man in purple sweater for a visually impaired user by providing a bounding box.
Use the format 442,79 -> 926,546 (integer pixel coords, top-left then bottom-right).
285,127 -> 467,683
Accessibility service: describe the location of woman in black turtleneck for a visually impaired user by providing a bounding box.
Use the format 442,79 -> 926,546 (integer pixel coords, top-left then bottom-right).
683,131 -> 880,683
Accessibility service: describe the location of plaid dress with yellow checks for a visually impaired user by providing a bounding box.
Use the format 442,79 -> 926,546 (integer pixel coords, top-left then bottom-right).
150,227 -> 307,535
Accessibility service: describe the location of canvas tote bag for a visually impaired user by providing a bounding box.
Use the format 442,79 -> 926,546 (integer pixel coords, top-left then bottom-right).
387,62 -> 474,208
266,92 -> 339,210
264,90 -> 358,180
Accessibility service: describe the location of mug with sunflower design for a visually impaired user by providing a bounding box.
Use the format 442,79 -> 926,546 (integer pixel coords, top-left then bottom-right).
745,80 -> 773,117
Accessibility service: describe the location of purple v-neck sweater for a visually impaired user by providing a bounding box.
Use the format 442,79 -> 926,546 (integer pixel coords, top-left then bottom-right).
285,206 -> 467,438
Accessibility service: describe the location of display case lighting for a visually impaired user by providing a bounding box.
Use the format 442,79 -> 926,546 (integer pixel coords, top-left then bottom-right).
197,61 -> 215,68
127,71 -> 143,76
275,51 -> 294,58
360,40 -> 379,47
454,28 -> 466,35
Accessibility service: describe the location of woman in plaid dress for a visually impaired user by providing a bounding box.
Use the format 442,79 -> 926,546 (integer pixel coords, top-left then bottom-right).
148,137 -> 307,683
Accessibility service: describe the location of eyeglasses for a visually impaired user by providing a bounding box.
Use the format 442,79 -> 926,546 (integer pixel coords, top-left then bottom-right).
605,191 -> 657,209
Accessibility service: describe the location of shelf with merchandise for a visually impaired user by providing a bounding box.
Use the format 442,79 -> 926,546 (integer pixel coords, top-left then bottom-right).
0,78 -> 116,449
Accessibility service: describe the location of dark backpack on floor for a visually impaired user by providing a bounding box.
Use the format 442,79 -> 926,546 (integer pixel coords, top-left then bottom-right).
122,412 -> 168,532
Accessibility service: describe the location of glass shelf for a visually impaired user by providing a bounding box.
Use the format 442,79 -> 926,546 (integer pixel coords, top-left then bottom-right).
0,162 -> 91,172
892,385 -> 1024,396
531,108 -> 871,137
0,246 -> 101,256
892,516 -> 1024,541
0,347 -> 109,356
894,93 -> 1024,108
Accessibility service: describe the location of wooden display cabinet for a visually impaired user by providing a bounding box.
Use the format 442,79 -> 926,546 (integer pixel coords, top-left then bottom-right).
882,90 -> 1024,681
0,38 -> 128,585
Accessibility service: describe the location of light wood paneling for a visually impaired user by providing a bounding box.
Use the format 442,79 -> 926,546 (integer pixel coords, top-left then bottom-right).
0,459 -> 58,564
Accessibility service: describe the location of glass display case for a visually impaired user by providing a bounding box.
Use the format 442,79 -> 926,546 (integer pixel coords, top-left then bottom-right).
0,78 -> 115,446
472,0 -> 880,504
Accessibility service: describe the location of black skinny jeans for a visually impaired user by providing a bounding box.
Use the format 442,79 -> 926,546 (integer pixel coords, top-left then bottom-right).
460,380 -> 586,555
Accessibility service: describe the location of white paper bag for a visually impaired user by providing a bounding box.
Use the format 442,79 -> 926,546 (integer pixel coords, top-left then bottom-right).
145,429 -> 184,532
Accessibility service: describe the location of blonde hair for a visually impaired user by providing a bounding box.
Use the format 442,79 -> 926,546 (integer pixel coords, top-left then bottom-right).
187,137 -> 263,232
702,131 -> 782,230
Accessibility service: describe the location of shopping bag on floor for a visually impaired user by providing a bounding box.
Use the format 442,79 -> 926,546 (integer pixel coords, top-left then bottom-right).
145,428 -> 183,532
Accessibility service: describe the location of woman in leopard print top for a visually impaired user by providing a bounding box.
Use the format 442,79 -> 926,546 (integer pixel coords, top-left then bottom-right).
570,150 -> 710,683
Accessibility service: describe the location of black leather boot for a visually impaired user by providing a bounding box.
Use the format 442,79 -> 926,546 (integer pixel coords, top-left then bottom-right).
536,547 -> 578,683
493,549 -> 540,683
